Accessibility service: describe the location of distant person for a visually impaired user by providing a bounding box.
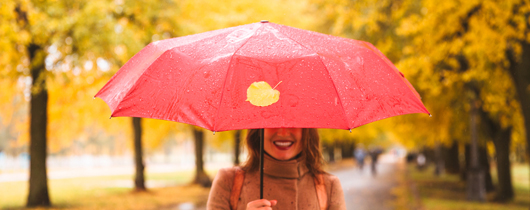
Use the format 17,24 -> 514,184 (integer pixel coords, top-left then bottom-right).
354,146 -> 366,170
369,147 -> 383,176
416,153 -> 426,170
207,128 -> 346,210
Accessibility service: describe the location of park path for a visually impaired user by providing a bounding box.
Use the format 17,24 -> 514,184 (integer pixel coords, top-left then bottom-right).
331,154 -> 403,210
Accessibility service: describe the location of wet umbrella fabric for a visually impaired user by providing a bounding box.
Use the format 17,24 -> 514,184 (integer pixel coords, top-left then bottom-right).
95,21 -> 430,200
95,21 -> 429,132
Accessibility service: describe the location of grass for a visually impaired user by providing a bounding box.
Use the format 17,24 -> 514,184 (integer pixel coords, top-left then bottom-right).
0,160 -> 359,210
395,163 -> 530,210
0,169 -> 219,210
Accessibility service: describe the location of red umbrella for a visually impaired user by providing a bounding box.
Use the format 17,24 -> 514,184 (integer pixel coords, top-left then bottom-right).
95,20 -> 429,198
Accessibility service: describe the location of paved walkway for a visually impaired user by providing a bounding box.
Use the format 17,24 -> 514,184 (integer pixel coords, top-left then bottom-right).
331,154 -> 403,210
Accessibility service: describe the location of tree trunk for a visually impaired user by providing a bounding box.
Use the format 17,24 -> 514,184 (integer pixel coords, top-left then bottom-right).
434,143 -> 444,176
492,127 -> 514,201
479,146 -> 495,193
234,130 -> 241,166
479,106 -> 514,200
132,117 -> 146,191
443,142 -> 460,174
26,43 -> 51,207
193,127 -> 211,187
341,141 -> 354,159
461,144 -> 470,181
467,100 -> 486,201
516,146 -> 526,163
325,141 -> 335,163
507,42 -> 530,192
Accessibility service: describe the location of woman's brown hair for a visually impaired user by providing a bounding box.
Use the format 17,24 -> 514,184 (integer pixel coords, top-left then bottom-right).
241,128 -> 326,177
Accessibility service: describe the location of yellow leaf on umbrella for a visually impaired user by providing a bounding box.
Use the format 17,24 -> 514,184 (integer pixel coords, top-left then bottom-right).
246,81 -> 281,107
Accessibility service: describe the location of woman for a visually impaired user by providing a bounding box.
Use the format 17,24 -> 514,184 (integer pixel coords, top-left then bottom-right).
207,128 -> 346,210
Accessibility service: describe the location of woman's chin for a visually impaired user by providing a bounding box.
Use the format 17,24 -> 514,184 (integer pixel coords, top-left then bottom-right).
267,143 -> 301,160
270,151 -> 295,160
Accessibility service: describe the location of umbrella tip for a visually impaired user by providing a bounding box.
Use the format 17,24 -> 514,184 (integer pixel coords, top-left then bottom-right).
349,129 -> 352,133
429,114 -> 432,117
213,131 -> 216,135
260,20 -> 269,23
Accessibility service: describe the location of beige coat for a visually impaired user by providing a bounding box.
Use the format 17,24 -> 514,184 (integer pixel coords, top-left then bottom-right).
207,155 -> 346,210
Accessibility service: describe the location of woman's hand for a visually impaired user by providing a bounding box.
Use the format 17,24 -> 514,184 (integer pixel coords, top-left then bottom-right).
246,199 -> 277,210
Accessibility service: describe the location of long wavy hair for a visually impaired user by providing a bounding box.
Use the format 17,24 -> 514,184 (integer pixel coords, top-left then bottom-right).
241,128 -> 326,177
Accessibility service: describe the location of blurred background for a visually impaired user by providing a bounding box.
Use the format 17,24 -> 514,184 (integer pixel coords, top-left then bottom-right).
1,0 -> 529,209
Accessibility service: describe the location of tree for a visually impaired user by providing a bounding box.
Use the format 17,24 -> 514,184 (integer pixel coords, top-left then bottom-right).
395,0 -> 526,201
27,42 -> 51,206
132,117 -> 145,191
480,105 -> 514,200
233,130 -> 242,165
1,0 -> 130,206
108,0 -> 181,192
442,142 -> 460,174
6,4 -> 51,206
192,126 -> 212,187
505,18 -> 530,171
311,0 -> 526,202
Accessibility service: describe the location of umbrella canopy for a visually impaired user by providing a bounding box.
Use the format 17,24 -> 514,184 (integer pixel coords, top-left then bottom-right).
95,21 -> 429,132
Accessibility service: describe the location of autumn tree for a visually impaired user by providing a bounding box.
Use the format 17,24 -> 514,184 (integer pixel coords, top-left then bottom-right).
311,0 -> 528,201
191,126 -> 211,187
0,0 -> 132,206
394,0 -> 527,201
0,0 -> 184,204
104,0 -> 182,191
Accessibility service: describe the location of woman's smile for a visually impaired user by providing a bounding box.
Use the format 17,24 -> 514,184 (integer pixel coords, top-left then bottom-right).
273,140 -> 294,149
264,128 -> 303,160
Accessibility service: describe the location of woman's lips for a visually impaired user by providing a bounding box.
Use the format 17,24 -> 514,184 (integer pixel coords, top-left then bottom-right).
273,140 -> 294,150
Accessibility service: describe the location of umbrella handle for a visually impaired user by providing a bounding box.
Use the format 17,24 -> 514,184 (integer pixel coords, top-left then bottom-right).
259,129 -> 264,199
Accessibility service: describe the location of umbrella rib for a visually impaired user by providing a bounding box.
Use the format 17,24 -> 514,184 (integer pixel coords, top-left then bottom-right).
276,30 -> 351,129
106,41 -> 184,117
212,26 -> 262,131
109,66 -> 154,118
314,56 -> 351,129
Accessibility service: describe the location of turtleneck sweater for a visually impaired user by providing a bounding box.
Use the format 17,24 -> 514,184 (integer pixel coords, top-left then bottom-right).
262,153 -> 308,178
207,154 -> 346,210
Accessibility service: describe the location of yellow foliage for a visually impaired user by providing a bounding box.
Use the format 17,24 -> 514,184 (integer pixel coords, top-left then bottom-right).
310,0 -> 529,151
177,0 -> 317,34
2,0 -> 527,156
142,118 -> 186,149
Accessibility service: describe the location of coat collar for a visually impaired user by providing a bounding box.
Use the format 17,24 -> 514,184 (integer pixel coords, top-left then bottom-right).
263,154 -> 309,179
